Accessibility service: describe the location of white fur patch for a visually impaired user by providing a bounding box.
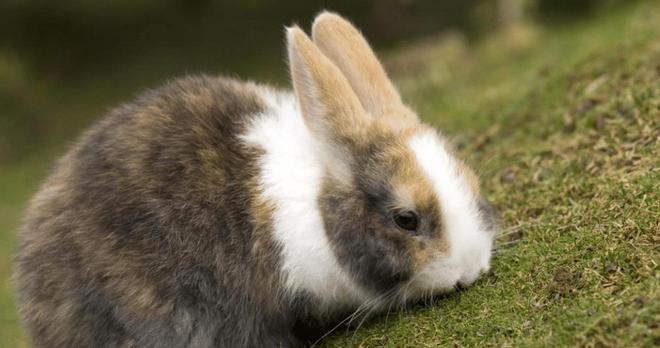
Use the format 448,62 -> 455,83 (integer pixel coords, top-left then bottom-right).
240,89 -> 370,313
407,130 -> 493,295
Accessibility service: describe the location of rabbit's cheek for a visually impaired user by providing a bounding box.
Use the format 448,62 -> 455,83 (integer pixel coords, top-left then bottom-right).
409,237 -> 449,271
320,189 -> 415,295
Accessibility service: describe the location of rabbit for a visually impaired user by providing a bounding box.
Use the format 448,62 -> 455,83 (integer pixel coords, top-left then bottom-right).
14,12 -> 498,348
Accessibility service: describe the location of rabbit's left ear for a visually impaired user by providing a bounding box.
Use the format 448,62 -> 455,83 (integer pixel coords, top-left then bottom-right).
287,26 -> 368,141
312,12 -> 404,116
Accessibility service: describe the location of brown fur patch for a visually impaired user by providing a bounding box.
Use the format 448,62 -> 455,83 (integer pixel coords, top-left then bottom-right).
14,76 -> 294,347
312,12 -> 416,126
378,130 -> 450,270
458,160 -> 481,195
288,26 -> 369,142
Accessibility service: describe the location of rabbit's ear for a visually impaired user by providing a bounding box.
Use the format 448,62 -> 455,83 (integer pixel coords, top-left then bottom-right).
287,26 -> 368,144
312,12 -> 403,116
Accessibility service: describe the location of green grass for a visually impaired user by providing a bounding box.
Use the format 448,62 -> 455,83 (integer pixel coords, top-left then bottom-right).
1,1 -> 658,347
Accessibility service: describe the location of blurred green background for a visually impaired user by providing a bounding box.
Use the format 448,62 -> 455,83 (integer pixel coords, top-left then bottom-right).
0,0 -> 623,165
3,0 -> 656,347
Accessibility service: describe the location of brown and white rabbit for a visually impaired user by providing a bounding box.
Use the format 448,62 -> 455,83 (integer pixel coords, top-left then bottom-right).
14,12 -> 498,348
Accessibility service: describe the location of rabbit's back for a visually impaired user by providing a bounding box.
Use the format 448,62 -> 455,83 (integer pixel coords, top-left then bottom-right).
14,76 -> 295,347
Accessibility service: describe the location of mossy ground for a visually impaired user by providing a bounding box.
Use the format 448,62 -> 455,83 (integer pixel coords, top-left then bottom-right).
1,1 -> 658,347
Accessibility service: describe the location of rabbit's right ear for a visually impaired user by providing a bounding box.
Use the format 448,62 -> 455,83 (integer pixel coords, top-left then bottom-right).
312,12 -> 404,117
287,26 -> 369,145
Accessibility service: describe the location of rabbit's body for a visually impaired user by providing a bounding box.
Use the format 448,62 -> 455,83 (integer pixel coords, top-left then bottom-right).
16,77 -> 306,347
15,13 -> 498,348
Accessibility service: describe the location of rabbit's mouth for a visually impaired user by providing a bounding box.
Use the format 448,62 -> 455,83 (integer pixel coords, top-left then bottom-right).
398,249 -> 492,302
403,264 -> 463,299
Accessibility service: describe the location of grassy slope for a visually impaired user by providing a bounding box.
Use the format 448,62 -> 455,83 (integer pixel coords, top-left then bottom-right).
324,2 -> 659,347
1,2 -> 658,347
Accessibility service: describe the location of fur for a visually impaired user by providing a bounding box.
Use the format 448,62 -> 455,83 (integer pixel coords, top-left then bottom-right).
14,12 -> 498,348
407,130 -> 494,295
241,89 -> 372,314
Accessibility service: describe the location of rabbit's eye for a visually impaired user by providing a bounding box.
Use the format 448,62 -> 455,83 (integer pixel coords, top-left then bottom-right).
394,211 -> 419,232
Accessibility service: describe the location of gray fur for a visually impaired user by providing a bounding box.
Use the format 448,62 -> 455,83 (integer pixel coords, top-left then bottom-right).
15,76 -> 310,347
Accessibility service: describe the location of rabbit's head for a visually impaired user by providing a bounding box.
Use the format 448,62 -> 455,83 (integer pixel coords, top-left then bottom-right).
284,13 -> 498,309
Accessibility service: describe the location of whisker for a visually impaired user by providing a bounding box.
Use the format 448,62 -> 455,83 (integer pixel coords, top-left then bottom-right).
348,287 -> 400,339
492,248 -> 516,255
346,302 -> 372,327
316,287 -> 397,345
495,229 -> 524,239
310,301 -> 371,347
353,305 -> 377,338
497,223 -> 529,234
383,289 -> 400,324
496,230 -> 523,240
494,239 -> 522,248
